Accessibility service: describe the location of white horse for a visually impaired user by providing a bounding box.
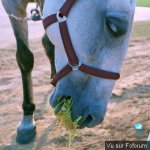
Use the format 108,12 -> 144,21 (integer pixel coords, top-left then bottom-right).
43,0 -> 136,127
2,0 -> 136,144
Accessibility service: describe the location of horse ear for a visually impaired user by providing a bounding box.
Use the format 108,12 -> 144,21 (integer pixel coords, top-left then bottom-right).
130,0 -> 136,7
130,0 -> 136,18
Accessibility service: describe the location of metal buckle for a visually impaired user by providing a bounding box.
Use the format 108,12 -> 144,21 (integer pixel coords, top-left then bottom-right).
56,11 -> 67,22
31,9 -> 42,21
69,62 -> 81,71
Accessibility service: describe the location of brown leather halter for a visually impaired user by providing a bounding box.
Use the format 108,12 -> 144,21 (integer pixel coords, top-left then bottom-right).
43,0 -> 120,86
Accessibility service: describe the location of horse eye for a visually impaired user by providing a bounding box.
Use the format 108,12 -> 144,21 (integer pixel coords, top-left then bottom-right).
108,23 -> 118,33
105,12 -> 129,37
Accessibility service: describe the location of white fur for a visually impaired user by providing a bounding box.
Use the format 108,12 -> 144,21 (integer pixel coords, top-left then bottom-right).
43,0 -> 136,127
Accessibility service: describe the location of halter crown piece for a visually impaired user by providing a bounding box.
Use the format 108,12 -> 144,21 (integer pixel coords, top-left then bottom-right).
43,0 -> 120,86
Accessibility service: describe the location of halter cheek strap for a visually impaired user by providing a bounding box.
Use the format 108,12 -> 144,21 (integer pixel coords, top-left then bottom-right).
43,0 -> 120,86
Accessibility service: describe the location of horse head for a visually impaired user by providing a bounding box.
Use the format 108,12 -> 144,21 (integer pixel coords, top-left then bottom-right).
43,0 -> 136,128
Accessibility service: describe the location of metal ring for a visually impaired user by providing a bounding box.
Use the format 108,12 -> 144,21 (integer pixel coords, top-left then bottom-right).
69,62 -> 81,71
56,11 -> 67,22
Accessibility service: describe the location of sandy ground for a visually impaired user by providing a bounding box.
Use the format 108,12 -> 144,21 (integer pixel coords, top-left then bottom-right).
0,30 -> 150,150
0,2 -> 150,150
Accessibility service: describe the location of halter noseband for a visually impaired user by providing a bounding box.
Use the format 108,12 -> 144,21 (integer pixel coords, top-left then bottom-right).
43,0 -> 120,86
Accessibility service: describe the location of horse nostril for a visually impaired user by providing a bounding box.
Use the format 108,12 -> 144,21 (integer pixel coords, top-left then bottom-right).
84,115 -> 93,123
79,114 -> 93,128
79,112 -> 105,128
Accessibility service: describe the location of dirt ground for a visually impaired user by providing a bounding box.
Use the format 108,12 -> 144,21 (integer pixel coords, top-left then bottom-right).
0,33 -> 150,149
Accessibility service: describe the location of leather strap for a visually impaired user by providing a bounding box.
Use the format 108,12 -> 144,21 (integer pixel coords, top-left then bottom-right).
79,64 -> 120,80
43,0 -> 120,87
59,0 -> 76,17
43,14 -> 57,29
43,0 -> 76,29
51,64 -> 72,86
59,22 -> 79,65
51,63 -> 120,86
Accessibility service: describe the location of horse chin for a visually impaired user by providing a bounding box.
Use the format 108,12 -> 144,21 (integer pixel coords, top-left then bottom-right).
49,89 -> 108,128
